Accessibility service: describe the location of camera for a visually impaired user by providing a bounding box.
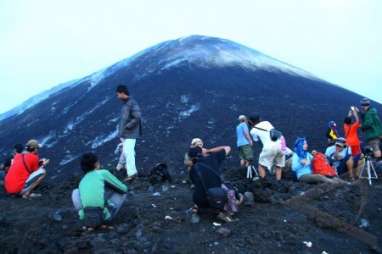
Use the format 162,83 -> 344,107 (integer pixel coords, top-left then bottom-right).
362,146 -> 374,156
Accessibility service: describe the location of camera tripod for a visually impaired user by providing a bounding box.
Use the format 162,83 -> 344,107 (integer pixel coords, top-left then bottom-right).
359,155 -> 378,186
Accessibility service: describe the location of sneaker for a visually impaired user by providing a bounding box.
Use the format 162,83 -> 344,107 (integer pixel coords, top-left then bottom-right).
116,163 -> 124,171
217,212 -> 233,223
124,174 -> 137,182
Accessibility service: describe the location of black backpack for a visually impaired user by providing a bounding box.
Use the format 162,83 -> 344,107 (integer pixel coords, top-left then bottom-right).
254,126 -> 283,142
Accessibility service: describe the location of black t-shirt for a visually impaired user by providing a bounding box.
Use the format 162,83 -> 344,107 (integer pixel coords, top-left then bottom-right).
189,150 -> 226,207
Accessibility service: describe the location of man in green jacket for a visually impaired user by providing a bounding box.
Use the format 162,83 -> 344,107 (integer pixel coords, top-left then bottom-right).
360,98 -> 382,159
72,153 -> 128,229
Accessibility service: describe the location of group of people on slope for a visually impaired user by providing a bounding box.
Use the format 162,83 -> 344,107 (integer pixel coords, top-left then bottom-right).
234,98 -> 382,189
0,85 -> 141,229
1,86 -> 382,228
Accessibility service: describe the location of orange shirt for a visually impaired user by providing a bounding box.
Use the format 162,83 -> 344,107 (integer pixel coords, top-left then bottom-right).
344,121 -> 361,146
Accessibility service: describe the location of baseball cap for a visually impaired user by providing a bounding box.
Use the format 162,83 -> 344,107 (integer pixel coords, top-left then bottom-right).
26,139 -> 41,149
191,138 -> 203,148
335,137 -> 347,148
238,115 -> 246,121
360,98 -> 371,106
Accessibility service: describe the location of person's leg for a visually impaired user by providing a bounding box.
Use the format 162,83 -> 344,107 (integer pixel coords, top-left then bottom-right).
300,174 -> 335,184
275,167 -> 282,181
258,149 -> 272,179
21,168 -> 46,198
123,139 -> 137,177
106,192 -> 127,219
274,151 -> 285,181
258,164 -> 267,178
346,157 -> 355,180
116,151 -> 126,171
72,189 -> 83,211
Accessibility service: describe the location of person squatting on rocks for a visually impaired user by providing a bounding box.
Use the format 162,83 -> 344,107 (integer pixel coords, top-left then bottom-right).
248,115 -> 286,182
360,98 -> 382,160
292,138 -> 346,184
116,85 -> 142,182
186,144 -> 243,222
3,140 -> 48,198
325,137 -> 355,181
236,115 -> 254,169
326,121 -> 339,146
72,153 -> 128,230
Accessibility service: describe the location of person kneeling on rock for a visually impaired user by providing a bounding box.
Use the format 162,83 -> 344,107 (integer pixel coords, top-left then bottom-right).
72,153 -> 128,230
187,145 -> 243,223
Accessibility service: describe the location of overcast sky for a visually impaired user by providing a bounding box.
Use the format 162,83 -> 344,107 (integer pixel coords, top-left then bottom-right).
0,0 -> 381,114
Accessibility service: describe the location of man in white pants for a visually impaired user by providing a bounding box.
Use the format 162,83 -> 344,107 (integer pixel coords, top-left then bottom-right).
116,85 -> 142,182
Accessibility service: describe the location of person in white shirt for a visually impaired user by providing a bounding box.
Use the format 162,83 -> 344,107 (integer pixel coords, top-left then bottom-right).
248,115 -> 285,181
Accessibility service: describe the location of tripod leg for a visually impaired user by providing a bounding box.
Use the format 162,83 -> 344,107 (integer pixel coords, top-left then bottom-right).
370,162 -> 378,179
367,164 -> 372,186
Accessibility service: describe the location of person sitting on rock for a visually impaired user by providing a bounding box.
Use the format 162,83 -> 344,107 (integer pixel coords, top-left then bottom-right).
248,115 -> 285,182
72,153 -> 128,230
326,121 -> 339,146
4,140 -> 48,198
325,137 -> 354,180
187,145 -> 240,222
292,138 -> 346,184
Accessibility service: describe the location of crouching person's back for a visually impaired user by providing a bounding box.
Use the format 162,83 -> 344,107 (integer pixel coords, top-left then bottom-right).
72,153 -> 128,230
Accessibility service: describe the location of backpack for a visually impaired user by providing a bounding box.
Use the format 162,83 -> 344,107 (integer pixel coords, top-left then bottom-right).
253,126 -> 283,142
311,152 -> 337,177
149,163 -> 172,184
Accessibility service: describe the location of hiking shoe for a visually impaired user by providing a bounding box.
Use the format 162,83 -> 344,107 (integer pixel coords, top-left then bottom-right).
124,174 -> 137,182
217,212 -> 233,223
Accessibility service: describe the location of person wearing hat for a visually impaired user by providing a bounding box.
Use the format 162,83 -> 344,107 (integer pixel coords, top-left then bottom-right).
360,98 -> 382,159
326,121 -> 339,146
4,139 -> 49,198
325,137 -> 354,180
186,145 -> 234,222
236,115 -> 254,169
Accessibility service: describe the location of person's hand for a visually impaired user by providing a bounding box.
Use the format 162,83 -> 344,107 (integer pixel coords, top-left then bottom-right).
41,159 -> 50,166
300,159 -> 308,166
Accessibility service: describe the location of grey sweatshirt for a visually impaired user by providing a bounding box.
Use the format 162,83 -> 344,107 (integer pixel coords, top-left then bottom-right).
118,97 -> 142,139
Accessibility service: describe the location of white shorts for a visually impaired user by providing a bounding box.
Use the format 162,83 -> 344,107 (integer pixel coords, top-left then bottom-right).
21,168 -> 46,194
259,146 -> 286,170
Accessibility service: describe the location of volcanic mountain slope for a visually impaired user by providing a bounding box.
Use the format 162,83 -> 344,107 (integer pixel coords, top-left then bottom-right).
0,35 -> 380,179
